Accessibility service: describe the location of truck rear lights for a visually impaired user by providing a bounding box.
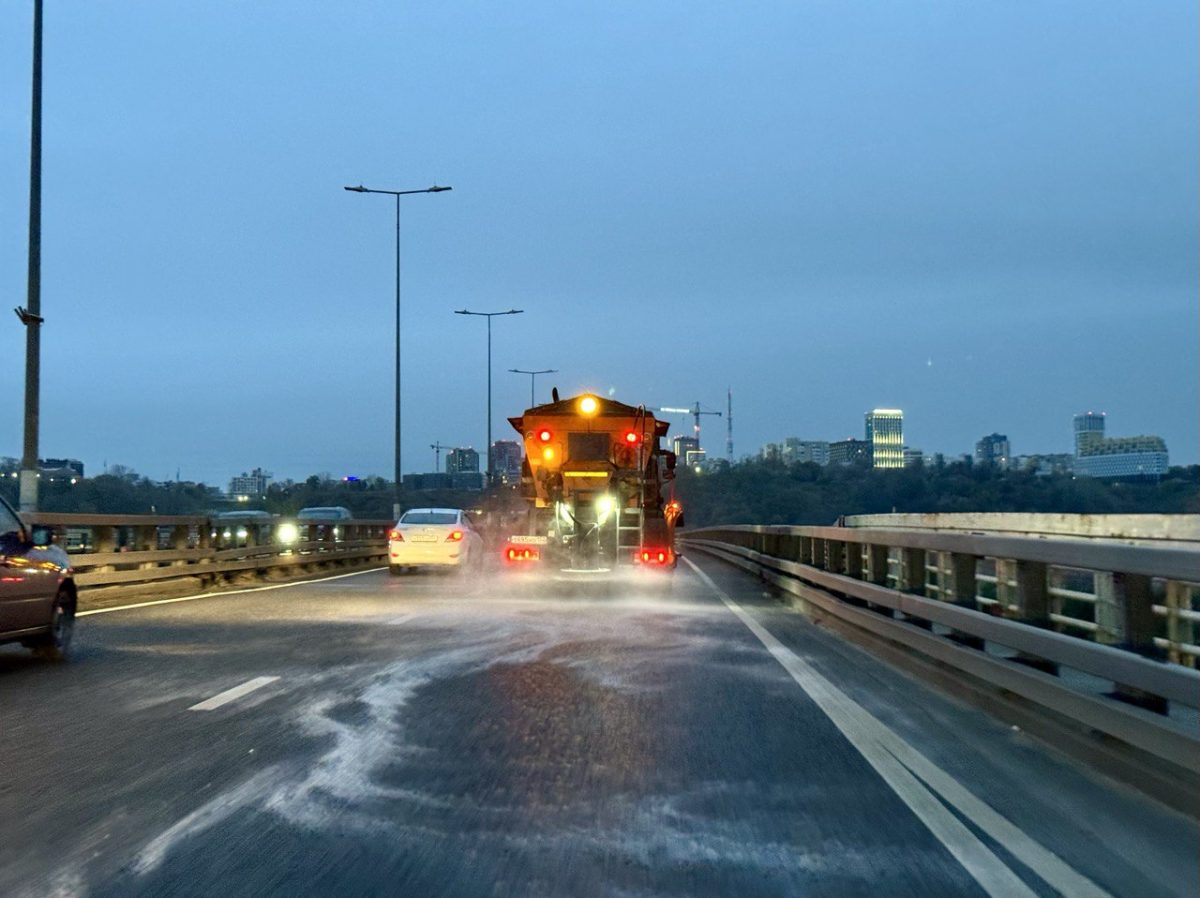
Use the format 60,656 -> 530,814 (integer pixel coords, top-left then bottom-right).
537,429 -> 553,442
636,549 -> 669,564
624,430 -> 640,444
445,530 -> 464,542
506,547 -> 540,562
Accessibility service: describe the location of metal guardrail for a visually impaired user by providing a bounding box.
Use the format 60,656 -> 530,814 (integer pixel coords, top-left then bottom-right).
681,522 -> 1200,810
27,512 -> 393,591
686,522 -> 1200,672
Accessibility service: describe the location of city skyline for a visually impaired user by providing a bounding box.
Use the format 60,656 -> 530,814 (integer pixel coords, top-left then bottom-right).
2,398 -> 1188,486
760,408 -> 1175,472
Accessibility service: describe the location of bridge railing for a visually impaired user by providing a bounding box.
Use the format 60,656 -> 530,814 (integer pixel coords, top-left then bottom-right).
681,517 -> 1200,812
26,512 -> 392,593
684,520 -> 1200,672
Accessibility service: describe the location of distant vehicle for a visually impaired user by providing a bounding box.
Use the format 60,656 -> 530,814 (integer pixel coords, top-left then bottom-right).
291,506 -> 353,546
388,508 -> 483,574
212,509 -> 274,547
296,506 -> 353,521
503,392 -> 683,572
0,495 -> 77,660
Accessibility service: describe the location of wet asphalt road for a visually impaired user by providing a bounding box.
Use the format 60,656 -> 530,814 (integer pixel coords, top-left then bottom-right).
0,554 -> 1196,898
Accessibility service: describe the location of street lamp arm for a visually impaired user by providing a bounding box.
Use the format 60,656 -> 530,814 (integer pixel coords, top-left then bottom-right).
345,184 -> 453,196
455,309 -> 525,318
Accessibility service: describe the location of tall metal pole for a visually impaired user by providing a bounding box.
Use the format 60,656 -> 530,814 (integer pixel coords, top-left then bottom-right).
455,309 -> 524,487
343,183 -> 450,519
727,387 -> 733,462
486,315 -> 492,484
394,194 -> 401,518
19,0 -> 44,513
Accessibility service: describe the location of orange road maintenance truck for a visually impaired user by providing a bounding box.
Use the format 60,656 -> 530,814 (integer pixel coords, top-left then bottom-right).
503,391 -> 684,572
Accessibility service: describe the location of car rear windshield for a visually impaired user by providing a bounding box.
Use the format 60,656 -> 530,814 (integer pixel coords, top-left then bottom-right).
400,512 -> 458,525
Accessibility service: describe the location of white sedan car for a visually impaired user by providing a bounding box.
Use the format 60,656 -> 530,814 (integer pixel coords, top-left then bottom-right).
388,508 -> 483,574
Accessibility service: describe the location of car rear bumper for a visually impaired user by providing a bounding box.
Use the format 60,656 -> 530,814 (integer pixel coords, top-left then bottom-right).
389,542 -> 464,566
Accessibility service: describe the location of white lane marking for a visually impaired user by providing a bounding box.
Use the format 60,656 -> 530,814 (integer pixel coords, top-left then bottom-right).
188,676 -> 280,711
77,567 -> 386,617
684,557 -> 1113,898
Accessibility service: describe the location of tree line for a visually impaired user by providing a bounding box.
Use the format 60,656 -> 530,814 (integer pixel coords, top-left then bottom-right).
0,470 -> 487,520
3,459 -> 1196,524
672,458 -> 1200,528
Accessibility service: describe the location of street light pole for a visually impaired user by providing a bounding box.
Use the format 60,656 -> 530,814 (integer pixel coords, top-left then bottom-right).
508,368 -> 557,407
455,309 -> 524,485
17,0 -> 44,513
344,183 -> 451,518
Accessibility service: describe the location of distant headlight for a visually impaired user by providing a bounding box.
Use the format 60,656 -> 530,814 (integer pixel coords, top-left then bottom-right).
277,522 -> 300,545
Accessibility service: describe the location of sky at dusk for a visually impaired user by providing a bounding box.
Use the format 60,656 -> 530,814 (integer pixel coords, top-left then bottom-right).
1,2 -> 1196,485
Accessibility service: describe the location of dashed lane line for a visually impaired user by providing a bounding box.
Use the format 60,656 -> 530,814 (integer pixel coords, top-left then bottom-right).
684,556 -> 1112,898
76,567 -> 387,618
188,676 -> 281,711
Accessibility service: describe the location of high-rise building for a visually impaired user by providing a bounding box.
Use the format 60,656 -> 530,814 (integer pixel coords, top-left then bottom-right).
229,467 -> 270,498
829,438 -> 871,466
902,447 -> 924,467
1073,412 -> 1106,456
1072,413 -> 1168,479
975,434 -> 1011,468
761,439 -> 829,464
1075,434 -> 1168,478
784,438 -> 830,465
760,442 -> 783,462
446,448 -> 480,475
865,409 -> 904,468
40,457 -> 84,477
489,440 -> 523,483
673,435 -> 700,460
1013,454 -> 1075,476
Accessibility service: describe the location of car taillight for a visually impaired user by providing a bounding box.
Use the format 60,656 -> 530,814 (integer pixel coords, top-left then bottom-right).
445,530 -> 464,542
388,529 -> 403,541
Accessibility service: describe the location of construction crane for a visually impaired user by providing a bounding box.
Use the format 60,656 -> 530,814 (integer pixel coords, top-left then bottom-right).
430,441 -> 450,472
726,387 -> 733,463
659,402 -> 722,448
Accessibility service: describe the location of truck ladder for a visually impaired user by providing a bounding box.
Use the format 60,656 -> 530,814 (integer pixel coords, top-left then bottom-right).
616,506 -> 645,558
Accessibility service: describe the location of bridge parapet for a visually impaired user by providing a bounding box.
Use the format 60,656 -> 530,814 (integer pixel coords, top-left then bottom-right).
841,512 -> 1200,545
682,515 -> 1200,813
688,515 -> 1200,669
25,512 -> 392,599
